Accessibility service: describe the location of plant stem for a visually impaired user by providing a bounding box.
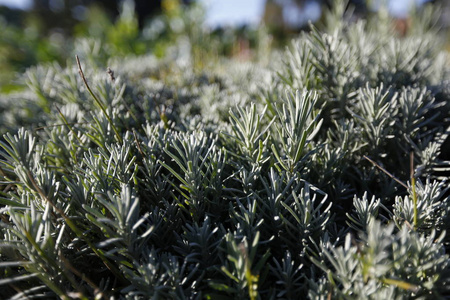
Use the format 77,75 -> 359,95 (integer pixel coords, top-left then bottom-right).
363,155 -> 408,189
75,55 -> 123,144
410,151 -> 418,229
55,105 -> 83,146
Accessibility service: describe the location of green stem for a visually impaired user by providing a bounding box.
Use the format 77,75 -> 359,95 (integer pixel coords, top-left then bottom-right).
410,151 -> 418,230
412,176 -> 418,229
55,105 -> 83,145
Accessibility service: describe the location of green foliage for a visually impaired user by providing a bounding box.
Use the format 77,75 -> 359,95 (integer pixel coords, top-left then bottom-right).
310,221 -> 450,299
1,0 -> 450,299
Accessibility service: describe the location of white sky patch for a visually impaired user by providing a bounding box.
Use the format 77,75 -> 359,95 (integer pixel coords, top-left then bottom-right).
200,0 -> 265,28
371,0 -> 431,18
0,0 -> 31,10
283,0 -> 321,28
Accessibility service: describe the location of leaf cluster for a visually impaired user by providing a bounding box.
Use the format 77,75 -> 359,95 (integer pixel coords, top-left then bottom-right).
0,0 -> 450,299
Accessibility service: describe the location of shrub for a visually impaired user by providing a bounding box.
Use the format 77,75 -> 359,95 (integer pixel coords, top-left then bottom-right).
0,1 -> 449,299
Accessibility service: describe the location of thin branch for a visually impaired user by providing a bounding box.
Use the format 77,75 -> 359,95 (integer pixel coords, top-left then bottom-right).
363,155 -> 408,189
33,122 -> 88,132
410,151 -> 418,229
132,129 -> 144,158
55,105 -> 83,145
75,55 -> 123,144
58,250 -> 110,300
0,164 -> 7,177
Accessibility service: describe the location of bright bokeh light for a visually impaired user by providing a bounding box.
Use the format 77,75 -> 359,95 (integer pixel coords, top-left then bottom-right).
0,0 -> 31,10
199,0 -> 265,28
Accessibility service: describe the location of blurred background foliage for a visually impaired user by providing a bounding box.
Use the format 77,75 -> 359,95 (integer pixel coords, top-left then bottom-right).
0,0 -> 449,93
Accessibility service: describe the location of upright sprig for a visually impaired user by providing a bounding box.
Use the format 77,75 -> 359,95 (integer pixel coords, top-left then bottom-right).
271,89 -> 323,174
76,55 -> 123,144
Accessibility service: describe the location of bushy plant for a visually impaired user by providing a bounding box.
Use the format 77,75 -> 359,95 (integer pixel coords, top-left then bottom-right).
1,0 -> 449,299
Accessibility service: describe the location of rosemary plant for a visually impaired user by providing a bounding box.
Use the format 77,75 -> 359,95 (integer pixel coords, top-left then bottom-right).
1,0 -> 449,299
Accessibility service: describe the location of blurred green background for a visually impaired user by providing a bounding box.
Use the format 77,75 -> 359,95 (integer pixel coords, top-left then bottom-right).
0,0 -> 448,93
